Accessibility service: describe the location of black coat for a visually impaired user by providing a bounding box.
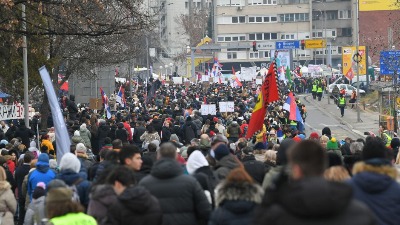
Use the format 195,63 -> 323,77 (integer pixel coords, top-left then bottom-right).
133,126 -> 146,144
252,177 -> 377,225
139,158 -> 211,225
161,126 -> 172,143
106,186 -> 162,225
15,164 -> 30,200
97,124 -> 110,146
182,121 -> 197,144
14,125 -> 35,147
115,128 -> 128,143
242,155 -> 268,185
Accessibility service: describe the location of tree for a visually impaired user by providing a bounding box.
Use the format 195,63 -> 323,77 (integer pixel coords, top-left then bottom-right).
175,8 -> 210,47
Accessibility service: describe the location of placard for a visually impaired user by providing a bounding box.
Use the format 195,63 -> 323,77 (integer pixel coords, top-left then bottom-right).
219,102 -> 234,112
201,104 -> 217,115
0,103 -> 24,120
89,98 -> 103,110
256,78 -> 263,85
172,77 -> 182,84
201,75 -> 209,82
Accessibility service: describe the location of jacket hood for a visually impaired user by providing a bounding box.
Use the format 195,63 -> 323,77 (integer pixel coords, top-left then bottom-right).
0,181 -> 11,194
151,158 -> 183,179
216,181 -> 264,207
216,154 -> 240,170
118,186 -> 157,213
186,150 -> 209,175
278,177 -> 353,218
231,121 -> 239,127
57,169 -> 80,185
90,184 -> 117,205
222,200 -> 257,214
351,162 -> 397,193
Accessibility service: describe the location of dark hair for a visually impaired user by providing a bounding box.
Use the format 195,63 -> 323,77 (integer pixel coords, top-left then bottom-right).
47,201 -> 84,220
237,142 -> 247,150
362,137 -> 387,160
24,152 -> 33,163
119,145 -> 141,165
106,165 -> 136,186
158,142 -> 177,159
146,125 -> 155,133
147,143 -> 157,152
41,145 -> 49,154
289,140 -> 327,177
104,137 -> 112,145
112,139 -> 123,149
99,148 -> 109,160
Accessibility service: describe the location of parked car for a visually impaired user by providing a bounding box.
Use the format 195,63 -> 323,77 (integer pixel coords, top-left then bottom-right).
351,81 -> 370,91
328,84 -> 366,97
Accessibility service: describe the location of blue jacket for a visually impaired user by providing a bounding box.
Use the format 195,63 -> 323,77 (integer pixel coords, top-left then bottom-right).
27,164 -> 56,200
57,169 -> 91,209
348,163 -> 400,225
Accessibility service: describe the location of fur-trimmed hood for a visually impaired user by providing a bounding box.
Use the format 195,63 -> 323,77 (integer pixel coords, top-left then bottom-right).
353,161 -> 397,180
215,181 -> 264,207
352,161 -> 398,193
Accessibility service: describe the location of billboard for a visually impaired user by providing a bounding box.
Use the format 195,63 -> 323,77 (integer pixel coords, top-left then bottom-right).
359,0 -> 399,11
342,46 -> 367,76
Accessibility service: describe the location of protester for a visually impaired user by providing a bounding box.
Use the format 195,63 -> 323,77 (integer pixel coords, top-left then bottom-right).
0,166 -> 17,225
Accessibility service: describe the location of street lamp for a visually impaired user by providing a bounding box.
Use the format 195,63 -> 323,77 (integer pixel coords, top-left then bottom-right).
159,66 -> 163,80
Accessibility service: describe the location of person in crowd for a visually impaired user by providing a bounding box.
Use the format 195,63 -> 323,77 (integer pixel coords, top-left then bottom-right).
213,144 -> 241,180
119,145 -> 143,173
161,120 -> 172,144
338,94 -> 346,117
348,137 -> 400,225
79,123 -> 92,149
115,122 -> 129,144
143,143 -> 158,163
139,142 -> 211,225
241,147 -> 267,185
75,143 -> 94,171
140,125 -> 160,149
226,121 -> 241,143
0,166 -> 17,225
27,154 -> 56,201
14,121 -> 35,148
133,121 -> 146,147
105,165 -> 162,225
40,135 -> 54,153
23,182 -> 46,225
324,152 -> 351,182
209,168 -> 263,225
253,140 -> 376,225
98,119 -> 111,150
15,152 -> 33,225
58,153 -> 91,209
320,135 -> 329,149
182,117 -> 197,145
71,130 -> 84,146
46,187 -> 97,224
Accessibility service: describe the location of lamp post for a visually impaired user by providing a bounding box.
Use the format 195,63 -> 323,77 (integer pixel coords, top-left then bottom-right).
160,66 -> 163,80
165,65 -> 168,78
169,62 -> 173,76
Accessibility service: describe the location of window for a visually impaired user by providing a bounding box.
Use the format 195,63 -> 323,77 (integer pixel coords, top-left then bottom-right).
249,52 -> 259,58
249,33 -> 277,40
279,13 -> 309,22
218,37 -> 224,42
257,33 -> 263,40
217,34 -> 247,42
248,16 -> 278,23
264,17 -> 270,22
339,28 -> 352,37
227,52 -> 237,59
185,2 -> 188,9
233,36 -> 238,41
232,16 -> 246,23
249,34 -> 256,40
248,0 -> 277,5
240,36 -> 245,41
225,37 -> 231,41
332,30 -> 336,37
338,10 -> 351,19
271,17 -> 277,21
260,51 -> 270,58
326,11 -> 338,20
281,34 -> 295,40
256,17 -> 262,22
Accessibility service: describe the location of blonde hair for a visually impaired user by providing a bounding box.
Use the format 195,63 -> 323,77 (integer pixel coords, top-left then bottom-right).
264,150 -> 277,163
324,166 -> 350,182
320,135 -> 329,142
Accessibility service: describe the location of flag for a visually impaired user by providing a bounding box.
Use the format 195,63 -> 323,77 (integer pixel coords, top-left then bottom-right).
115,67 -> 119,77
246,61 -> 280,139
39,66 -> 70,161
116,86 -> 126,107
345,67 -> 354,80
285,67 -> 292,83
232,67 -> 243,87
100,87 -> 111,119
283,92 -> 304,124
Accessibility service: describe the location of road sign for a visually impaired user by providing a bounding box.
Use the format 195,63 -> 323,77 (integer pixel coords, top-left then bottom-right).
275,41 -> 300,50
257,41 -> 275,50
305,39 -> 326,49
380,51 -> 400,75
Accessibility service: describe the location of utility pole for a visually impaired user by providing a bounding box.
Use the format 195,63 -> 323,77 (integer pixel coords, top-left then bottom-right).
355,0 -> 362,122
22,4 -> 29,127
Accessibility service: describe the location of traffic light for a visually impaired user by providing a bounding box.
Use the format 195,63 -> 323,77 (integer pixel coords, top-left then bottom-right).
252,41 -> 257,52
301,40 -> 305,50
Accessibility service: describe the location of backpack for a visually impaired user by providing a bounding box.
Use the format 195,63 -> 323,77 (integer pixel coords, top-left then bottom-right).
67,178 -> 84,203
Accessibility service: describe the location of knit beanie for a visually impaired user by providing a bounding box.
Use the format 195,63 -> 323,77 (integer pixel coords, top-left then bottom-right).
326,137 -> 339,150
322,127 -> 331,137
59,153 -> 81,173
214,144 -> 230,161
46,188 -> 73,203
292,136 -> 302,143
32,186 -> 46,200
73,130 -> 80,136
309,132 -> 320,139
75,143 -> 87,154
186,150 -> 209,175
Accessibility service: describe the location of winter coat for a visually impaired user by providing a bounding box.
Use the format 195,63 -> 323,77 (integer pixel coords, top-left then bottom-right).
242,155 -> 268,185
27,165 -> 56,200
348,162 -> 400,225
139,158 -> 211,225
0,181 -> 17,225
24,196 -> 45,225
227,122 -> 241,138
77,153 -> 94,171
15,164 -> 31,201
123,122 -> 133,141
41,139 -> 54,151
209,182 -> 263,225
57,169 -> 91,209
79,127 -> 92,148
97,124 -> 110,147
140,132 -> 161,145
214,154 -> 241,180
105,186 -> 162,225
115,127 -> 129,143
161,126 -> 172,144
88,184 -> 118,224
14,125 -> 35,147
253,177 -> 376,225
133,126 -> 146,144
182,121 -> 197,144
71,135 -> 84,146
151,119 -> 163,134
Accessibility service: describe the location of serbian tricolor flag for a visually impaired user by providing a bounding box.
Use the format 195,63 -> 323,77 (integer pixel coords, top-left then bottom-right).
246,61 -> 280,139
283,92 -> 303,124
232,66 -> 242,87
100,87 -> 111,119
116,86 -> 126,107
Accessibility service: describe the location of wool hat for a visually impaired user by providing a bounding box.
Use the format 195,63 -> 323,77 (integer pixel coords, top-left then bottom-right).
46,188 -> 73,203
214,144 -> 230,161
170,134 -> 180,143
186,150 -> 209,175
322,127 -> 332,137
309,132 -> 320,139
36,153 -> 49,167
73,130 -> 80,136
80,123 -> 86,129
32,186 -> 46,200
298,134 -> 306,140
75,143 -> 87,153
59,153 -> 81,173
292,136 -> 302,143
326,137 -> 339,150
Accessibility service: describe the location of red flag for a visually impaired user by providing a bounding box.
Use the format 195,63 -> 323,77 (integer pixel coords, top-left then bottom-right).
345,67 -> 354,80
263,62 -> 280,106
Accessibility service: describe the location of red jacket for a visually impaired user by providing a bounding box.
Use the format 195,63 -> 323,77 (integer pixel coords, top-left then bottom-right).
123,122 -> 133,141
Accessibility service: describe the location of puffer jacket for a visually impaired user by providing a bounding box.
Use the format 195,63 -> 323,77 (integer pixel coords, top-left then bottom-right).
88,184 -> 118,224
227,122 -> 241,138
24,196 -> 46,225
80,127 -> 92,148
214,154 -> 241,180
0,181 -> 17,225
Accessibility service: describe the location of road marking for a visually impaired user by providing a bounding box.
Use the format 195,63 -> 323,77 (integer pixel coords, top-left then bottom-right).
320,123 -> 340,127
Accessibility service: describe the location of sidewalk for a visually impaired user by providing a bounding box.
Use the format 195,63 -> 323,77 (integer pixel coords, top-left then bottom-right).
304,94 -> 380,138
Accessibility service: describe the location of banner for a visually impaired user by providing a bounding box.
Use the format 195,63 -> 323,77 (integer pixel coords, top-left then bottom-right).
173,77 -> 183,84
219,102 -> 234,112
0,104 -> 24,120
342,46 -> 366,76
201,104 -> 216,115
39,66 -> 71,161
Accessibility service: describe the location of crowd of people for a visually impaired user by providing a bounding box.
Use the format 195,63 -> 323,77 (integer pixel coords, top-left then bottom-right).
0,78 -> 398,225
